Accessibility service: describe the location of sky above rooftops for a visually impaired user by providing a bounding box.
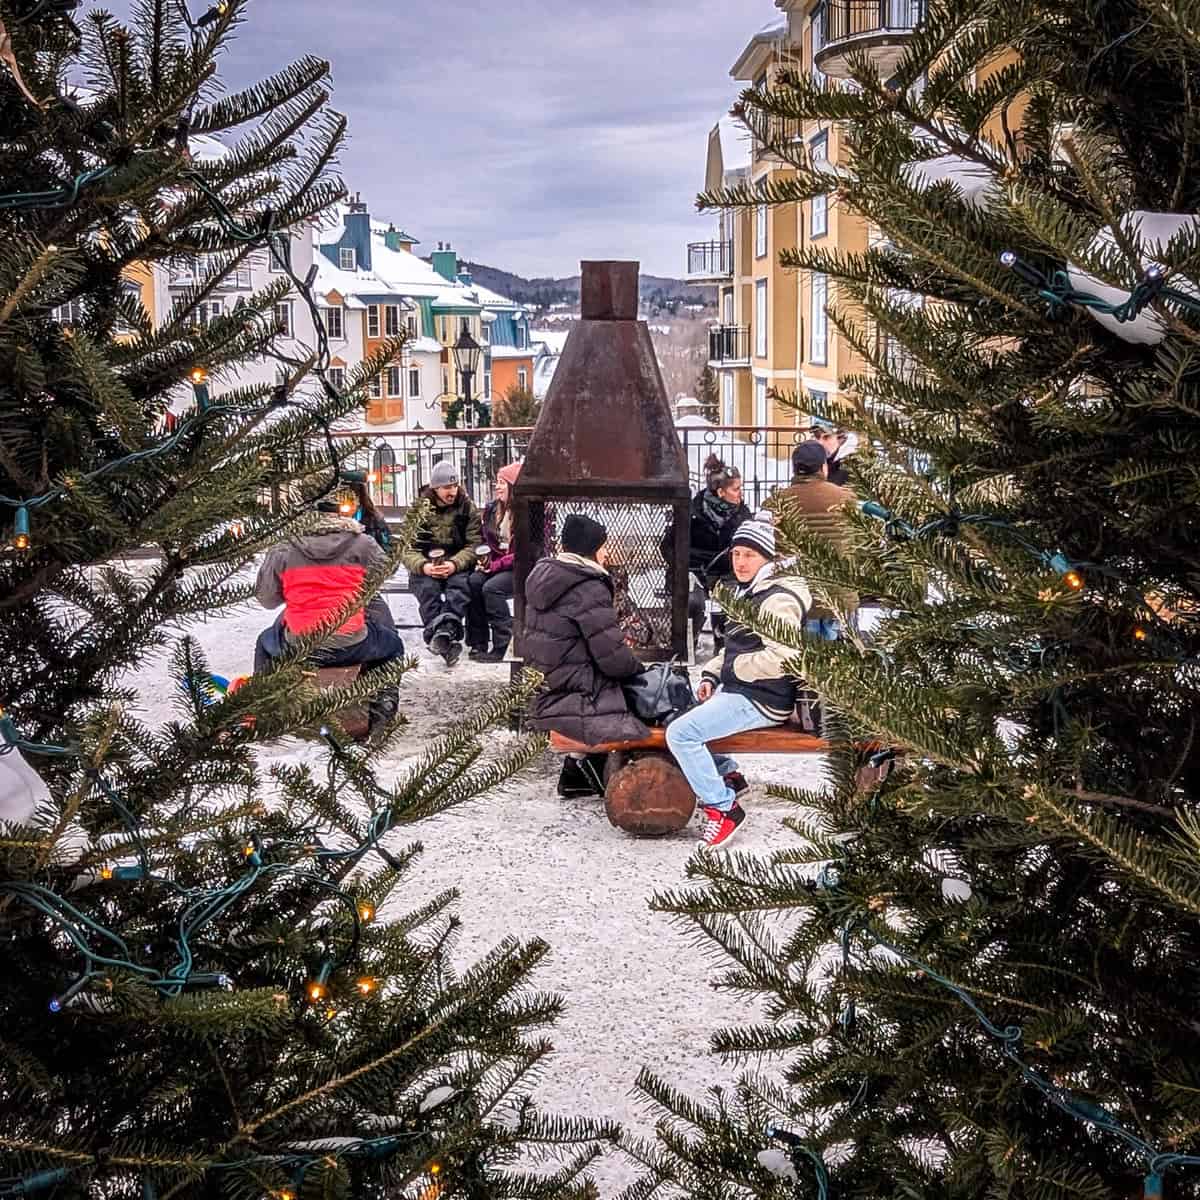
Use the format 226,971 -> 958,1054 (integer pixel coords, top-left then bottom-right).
205,0 -> 779,278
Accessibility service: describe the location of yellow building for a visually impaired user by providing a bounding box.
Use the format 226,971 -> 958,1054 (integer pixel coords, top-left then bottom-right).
692,4 -> 929,431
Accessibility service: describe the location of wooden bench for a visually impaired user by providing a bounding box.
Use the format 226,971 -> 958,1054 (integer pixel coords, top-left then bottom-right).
548,726 -> 896,836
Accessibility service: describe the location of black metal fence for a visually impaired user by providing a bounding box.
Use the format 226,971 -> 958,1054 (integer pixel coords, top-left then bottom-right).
337,425 -> 813,514
708,325 -> 751,365
687,240 -> 734,278
822,0 -> 924,41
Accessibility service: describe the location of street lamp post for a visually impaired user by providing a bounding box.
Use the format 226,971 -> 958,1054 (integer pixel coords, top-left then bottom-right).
451,328 -> 483,496
451,329 -> 482,427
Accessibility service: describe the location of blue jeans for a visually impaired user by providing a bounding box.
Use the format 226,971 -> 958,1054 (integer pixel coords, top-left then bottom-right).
666,691 -> 777,812
805,618 -> 841,641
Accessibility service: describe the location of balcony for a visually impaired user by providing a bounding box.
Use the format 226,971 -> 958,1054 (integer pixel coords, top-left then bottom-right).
709,325 -> 751,366
815,0 -> 923,80
687,240 -> 734,282
756,114 -> 803,162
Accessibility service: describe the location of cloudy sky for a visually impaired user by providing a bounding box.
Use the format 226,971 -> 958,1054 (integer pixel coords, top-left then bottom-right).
213,0 -> 779,279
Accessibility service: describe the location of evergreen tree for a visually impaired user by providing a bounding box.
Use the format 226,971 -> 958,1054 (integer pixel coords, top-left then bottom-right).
623,3 -> 1200,1198
0,2 -> 610,1197
495,384 -> 541,429
694,366 -> 719,423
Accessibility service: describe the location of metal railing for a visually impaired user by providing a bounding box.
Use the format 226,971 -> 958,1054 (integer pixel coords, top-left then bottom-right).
821,0 -> 923,43
335,425 -> 815,514
708,325 -> 751,365
687,240 -> 734,278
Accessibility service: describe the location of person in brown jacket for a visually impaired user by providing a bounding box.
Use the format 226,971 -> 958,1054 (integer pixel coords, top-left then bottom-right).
768,440 -> 858,640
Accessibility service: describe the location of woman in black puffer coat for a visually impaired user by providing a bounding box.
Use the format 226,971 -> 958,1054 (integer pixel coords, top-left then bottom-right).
522,514 -> 649,747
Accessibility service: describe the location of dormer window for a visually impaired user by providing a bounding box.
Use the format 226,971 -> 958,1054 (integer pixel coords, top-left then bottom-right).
339,247 -> 356,271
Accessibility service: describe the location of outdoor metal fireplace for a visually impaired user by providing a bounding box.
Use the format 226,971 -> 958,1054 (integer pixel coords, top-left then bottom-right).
512,261 -> 691,662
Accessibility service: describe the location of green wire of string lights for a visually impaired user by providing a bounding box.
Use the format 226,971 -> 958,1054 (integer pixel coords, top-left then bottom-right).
828,901 -> 1200,1199
999,250 -> 1200,324
0,711 -> 380,1013
1,160 -> 360,548
858,500 -> 1086,589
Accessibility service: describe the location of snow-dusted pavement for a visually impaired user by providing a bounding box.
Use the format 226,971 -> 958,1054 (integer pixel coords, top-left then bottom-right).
128,586 -> 831,1194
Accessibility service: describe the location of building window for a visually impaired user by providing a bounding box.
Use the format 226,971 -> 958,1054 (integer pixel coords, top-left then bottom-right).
810,131 -> 828,163
460,317 -> 471,335
52,299 -> 84,325
339,247 -> 356,271
369,375 -> 382,399
755,205 -> 768,258
754,377 -> 769,426
442,368 -> 449,396
327,367 -> 346,391
812,193 -> 829,238
518,366 -> 529,390
480,322 -> 491,344
408,366 -> 421,398
384,305 -> 401,337
721,373 -> 734,425
722,290 -> 734,324
386,365 -> 402,397
406,313 -> 418,338
810,272 -> 828,365
439,317 -> 449,342
274,301 -> 293,337
324,306 -> 343,339
808,388 -> 828,414
367,306 -> 380,338
755,280 -> 768,358
268,234 -> 288,273
483,372 -> 491,399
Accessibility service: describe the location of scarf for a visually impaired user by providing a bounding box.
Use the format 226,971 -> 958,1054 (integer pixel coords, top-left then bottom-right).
701,488 -> 735,533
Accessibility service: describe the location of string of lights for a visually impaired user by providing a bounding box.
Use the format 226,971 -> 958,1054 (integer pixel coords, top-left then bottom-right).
858,500 -> 1086,590
998,250 -> 1200,325
764,1126 -> 829,1200
0,709 -> 383,1012
830,905 -> 1200,1199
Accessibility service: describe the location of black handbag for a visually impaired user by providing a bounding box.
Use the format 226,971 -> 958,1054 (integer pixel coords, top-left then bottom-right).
622,663 -> 695,726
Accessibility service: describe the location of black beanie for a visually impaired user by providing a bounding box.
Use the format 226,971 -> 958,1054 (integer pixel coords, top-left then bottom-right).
561,513 -> 608,558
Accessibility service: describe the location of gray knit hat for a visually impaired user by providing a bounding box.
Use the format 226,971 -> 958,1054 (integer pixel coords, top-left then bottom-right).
430,460 -> 459,487
730,518 -> 775,559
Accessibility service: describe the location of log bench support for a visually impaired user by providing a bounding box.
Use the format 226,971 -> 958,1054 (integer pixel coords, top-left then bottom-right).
308,665 -> 370,739
548,728 -> 897,836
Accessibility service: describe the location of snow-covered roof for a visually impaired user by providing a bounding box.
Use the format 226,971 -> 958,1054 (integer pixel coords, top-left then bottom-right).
406,336 -> 444,355
731,15 -> 791,78
719,114 -> 752,172
489,344 -> 534,360
531,329 -> 570,353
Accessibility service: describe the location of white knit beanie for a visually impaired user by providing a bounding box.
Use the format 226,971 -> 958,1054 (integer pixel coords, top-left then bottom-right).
730,518 -> 775,559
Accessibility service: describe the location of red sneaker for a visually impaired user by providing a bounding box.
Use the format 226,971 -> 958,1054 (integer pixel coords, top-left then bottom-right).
699,802 -> 746,848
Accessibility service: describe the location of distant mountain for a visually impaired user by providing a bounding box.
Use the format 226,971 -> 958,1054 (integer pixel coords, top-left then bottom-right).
451,261 -> 716,312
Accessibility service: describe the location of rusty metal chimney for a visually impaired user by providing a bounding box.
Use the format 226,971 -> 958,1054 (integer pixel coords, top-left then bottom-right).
512,261 -> 691,661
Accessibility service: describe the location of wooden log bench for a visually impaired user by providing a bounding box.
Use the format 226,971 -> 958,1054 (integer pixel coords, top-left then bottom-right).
548,726 -> 895,837
306,665 -> 370,739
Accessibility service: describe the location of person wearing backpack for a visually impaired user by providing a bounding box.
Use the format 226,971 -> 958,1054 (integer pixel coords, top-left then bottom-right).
665,518 -> 811,848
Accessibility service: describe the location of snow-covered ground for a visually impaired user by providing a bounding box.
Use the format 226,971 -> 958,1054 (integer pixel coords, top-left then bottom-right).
126,585 -> 831,1195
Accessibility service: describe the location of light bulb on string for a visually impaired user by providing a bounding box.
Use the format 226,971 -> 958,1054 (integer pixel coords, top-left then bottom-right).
306,961 -> 332,1004
12,506 -> 30,551
356,976 -> 377,996
1133,626 -> 1148,642
1064,569 -> 1085,591
357,901 -> 375,923
99,866 -> 113,880
189,366 -> 210,410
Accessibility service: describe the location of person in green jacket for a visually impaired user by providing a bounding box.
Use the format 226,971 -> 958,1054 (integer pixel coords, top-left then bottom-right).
400,460 -> 481,667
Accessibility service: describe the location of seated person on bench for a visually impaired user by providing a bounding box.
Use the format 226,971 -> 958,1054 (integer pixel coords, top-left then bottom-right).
522,514 -> 648,797
253,497 -> 404,735
665,518 -> 811,848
